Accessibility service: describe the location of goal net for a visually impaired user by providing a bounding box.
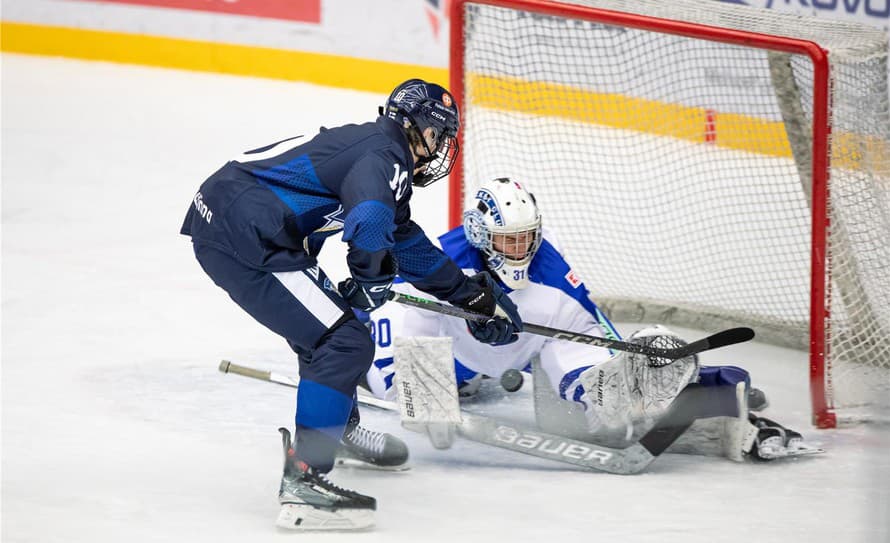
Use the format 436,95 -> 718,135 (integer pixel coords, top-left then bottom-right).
448,0 -> 890,428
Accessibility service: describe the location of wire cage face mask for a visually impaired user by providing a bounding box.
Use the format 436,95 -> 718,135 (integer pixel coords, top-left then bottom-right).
411,123 -> 460,187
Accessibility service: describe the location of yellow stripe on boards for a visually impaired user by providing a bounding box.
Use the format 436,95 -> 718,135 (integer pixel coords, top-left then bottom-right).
468,73 -> 889,171
467,74 -> 793,158
2,22 -> 885,169
0,22 -> 448,94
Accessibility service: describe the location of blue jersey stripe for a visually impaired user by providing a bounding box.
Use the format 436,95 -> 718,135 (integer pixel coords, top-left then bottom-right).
559,364 -> 592,400
374,356 -> 394,370
253,154 -> 337,213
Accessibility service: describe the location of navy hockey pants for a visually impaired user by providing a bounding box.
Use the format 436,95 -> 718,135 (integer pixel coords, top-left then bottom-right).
193,244 -> 375,471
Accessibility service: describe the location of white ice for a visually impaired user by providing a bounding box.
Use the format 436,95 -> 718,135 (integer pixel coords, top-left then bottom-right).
2,54 -> 888,543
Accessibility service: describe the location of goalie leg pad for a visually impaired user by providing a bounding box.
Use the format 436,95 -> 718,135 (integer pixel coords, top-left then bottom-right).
665,382 -> 758,462
392,337 -> 462,450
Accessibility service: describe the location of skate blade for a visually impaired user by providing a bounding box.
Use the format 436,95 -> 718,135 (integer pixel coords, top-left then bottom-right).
276,503 -> 375,531
334,456 -> 411,471
757,444 -> 826,460
783,445 -> 825,457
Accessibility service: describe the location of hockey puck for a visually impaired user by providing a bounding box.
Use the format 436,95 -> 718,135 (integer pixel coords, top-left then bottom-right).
500,369 -> 523,392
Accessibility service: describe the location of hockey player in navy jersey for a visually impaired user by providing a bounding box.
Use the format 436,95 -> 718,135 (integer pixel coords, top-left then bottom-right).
365,177 -> 818,463
180,79 -> 522,531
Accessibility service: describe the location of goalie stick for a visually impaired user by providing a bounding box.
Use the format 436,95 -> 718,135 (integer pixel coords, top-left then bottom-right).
218,360 -> 693,474
387,291 -> 755,363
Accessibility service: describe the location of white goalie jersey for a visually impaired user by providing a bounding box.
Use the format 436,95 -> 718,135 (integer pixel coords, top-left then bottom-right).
365,226 -> 621,402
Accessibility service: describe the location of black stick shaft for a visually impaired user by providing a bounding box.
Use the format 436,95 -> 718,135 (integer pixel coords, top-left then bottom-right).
387,291 -> 754,360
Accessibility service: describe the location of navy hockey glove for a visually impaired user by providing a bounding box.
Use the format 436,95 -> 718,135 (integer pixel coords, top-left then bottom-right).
339,255 -> 397,312
456,273 -> 523,346
339,276 -> 394,312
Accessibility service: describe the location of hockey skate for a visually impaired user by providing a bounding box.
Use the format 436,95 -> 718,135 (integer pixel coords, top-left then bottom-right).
276,428 -> 376,531
748,416 -> 824,461
336,422 -> 410,471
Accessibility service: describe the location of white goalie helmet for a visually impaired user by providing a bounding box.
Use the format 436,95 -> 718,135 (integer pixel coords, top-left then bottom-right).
463,177 -> 542,289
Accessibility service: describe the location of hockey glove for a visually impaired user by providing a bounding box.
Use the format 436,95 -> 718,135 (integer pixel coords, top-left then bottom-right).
455,273 -> 523,346
339,255 -> 397,312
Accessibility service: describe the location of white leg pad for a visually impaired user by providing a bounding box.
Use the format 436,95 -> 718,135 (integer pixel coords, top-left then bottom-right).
393,336 -> 462,449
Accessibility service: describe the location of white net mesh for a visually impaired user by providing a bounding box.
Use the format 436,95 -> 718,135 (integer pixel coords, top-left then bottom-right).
455,0 -> 890,424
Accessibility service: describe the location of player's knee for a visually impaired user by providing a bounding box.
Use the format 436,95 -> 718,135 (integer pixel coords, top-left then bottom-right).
326,317 -> 375,372
350,319 -> 376,371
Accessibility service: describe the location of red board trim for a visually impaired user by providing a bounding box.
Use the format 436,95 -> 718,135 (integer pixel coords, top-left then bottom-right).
84,0 -> 321,24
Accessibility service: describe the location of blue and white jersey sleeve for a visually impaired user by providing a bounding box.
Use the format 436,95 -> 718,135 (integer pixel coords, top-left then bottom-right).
538,301 -> 616,403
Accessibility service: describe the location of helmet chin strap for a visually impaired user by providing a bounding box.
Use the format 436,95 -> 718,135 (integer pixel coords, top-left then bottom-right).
414,151 -> 437,167
407,121 -> 442,186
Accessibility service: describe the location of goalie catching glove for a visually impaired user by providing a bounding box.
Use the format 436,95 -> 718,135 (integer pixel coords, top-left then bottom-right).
579,325 -> 700,437
454,272 -> 523,346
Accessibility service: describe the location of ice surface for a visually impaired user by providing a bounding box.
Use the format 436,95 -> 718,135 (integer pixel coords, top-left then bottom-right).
2,54 -> 888,543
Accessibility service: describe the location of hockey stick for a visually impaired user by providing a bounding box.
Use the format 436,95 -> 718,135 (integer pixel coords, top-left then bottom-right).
217,360 -> 396,412
387,291 -> 754,362
219,359 -> 689,475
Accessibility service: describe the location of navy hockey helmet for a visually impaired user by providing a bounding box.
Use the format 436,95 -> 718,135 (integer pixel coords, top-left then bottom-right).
380,79 -> 460,187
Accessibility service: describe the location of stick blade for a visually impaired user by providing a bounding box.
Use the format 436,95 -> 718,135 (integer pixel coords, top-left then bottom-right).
673,327 -> 756,359
705,327 -> 755,350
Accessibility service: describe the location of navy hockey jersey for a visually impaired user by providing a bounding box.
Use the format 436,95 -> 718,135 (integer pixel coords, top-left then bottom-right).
181,117 -> 468,301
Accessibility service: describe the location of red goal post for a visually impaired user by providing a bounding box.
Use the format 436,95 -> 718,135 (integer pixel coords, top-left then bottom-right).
447,0 -> 890,428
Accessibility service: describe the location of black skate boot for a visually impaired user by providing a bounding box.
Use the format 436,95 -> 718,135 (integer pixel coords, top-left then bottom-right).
748,416 -> 820,461
276,428 -> 376,531
750,424 -> 787,461
336,410 -> 410,471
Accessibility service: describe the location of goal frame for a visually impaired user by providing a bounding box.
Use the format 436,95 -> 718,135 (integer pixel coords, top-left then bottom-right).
447,0 -> 836,428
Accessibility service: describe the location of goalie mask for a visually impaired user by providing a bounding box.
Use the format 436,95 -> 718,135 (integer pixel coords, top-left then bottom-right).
463,177 -> 542,289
